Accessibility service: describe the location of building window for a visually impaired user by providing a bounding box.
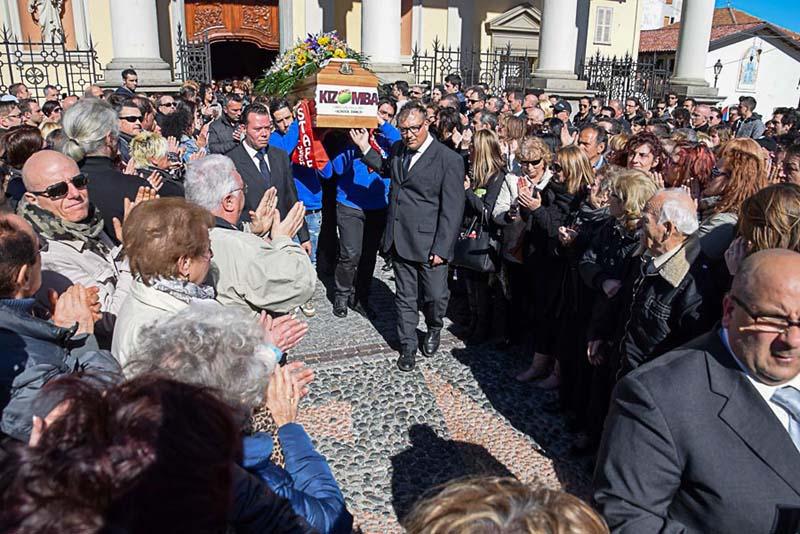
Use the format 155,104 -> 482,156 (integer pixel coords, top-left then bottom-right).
663,16 -> 671,26
594,7 -> 613,44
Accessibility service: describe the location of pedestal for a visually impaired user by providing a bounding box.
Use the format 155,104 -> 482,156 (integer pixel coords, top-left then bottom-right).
668,83 -> 724,105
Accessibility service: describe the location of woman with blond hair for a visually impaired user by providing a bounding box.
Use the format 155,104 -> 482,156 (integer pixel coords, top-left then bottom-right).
725,182 -> 800,275
457,129 -> 506,344
500,114 -> 525,173
405,476 -> 608,534
574,169 -> 659,454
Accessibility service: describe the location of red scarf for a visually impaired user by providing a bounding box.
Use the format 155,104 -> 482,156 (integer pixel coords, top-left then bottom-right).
365,129 -> 387,173
291,100 -> 330,171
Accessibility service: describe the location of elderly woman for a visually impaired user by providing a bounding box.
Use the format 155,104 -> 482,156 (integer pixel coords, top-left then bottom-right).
492,136 -> 553,349
577,169 -> 659,455
127,303 -> 352,534
111,197 -> 216,365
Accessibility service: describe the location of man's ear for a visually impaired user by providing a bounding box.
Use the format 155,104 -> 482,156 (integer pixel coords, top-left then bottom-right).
22,191 -> 38,206
661,221 -> 673,240
721,293 -> 735,329
15,263 -> 30,294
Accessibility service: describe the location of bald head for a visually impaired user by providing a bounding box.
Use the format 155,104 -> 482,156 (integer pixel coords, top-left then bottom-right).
22,150 -> 80,191
692,104 -> 711,128
733,249 -> 800,304
22,150 -> 88,223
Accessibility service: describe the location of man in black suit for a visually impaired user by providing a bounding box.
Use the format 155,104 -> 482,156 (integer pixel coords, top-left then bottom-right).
227,103 -> 310,249
353,102 -> 464,371
114,68 -> 137,99
594,249 -> 800,534
207,93 -> 244,155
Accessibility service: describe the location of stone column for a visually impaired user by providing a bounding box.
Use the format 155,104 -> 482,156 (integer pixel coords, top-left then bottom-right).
169,0 -> 187,71
669,0 -> 720,101
361,0 -> 412,83
105,0 -> 177,91
71,0 -> 91,49
531,0 -> 587,97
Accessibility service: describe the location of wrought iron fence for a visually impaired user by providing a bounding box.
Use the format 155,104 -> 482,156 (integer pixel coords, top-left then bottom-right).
176,24 -> 212,84
411,38 -> 534,95
578,53 -> 670,109
0,26 -> 103,100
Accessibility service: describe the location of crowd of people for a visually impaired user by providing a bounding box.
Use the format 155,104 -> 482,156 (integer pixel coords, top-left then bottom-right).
0,65 -> 799,533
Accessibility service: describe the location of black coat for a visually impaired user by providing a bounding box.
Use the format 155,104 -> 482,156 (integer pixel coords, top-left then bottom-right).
229,465 -> 315,533
594,329 -> 800,534
80,156 -> 184,243
228,143 -> 309,243
362,136 -> 465,263
207,113 -> 240,155
618,240 -> 724,374
463,170 -> 504,229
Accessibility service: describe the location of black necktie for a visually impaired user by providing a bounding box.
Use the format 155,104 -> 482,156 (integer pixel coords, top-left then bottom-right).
403,149 -> 417,173
255,149 -> 271,188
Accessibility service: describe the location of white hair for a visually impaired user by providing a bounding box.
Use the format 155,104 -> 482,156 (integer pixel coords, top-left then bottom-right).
184,154 -> 240,211
61,98 -> 119,161
658,190 -> 699,235
125,302 -> 277,416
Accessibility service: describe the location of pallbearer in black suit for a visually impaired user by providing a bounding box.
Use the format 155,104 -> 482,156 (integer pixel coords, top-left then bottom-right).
594,249 -> 800,534
353,102 -> 465,371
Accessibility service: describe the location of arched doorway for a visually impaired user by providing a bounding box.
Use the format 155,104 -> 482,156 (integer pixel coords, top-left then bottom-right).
210,41 -> 277,80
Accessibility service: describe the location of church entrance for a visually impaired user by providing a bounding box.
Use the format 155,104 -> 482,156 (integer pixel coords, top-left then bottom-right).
210,41 -> 277,80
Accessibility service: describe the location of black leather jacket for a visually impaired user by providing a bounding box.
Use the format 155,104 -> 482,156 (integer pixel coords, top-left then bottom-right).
618,240 -> 724,375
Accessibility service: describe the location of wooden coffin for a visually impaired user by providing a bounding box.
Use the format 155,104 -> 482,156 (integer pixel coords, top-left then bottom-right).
290,59 -> 379,129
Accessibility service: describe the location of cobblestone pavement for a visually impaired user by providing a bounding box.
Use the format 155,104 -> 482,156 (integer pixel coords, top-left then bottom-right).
293,259 -> 593,533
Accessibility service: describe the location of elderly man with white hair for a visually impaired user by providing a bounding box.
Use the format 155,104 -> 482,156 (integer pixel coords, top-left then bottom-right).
127,304 -> 353,534
184,154 -> 316,315
618,188 -> 725,374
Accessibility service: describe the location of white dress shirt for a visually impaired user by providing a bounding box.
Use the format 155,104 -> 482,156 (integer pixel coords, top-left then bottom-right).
243,140 -> 271,173
720,328 -> 800,432
406,131 -> 434,171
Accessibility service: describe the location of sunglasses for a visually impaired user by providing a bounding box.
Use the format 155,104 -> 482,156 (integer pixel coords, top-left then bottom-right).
120,115 -> 142,123
160,102 -> 176,108
519,158 -> 543,167
28,173 -> 89,199
657,107 -> 666,111
550,162 -> 563,174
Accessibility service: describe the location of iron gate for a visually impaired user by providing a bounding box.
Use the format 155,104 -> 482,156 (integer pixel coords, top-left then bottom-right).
0,26 -> 103,100
176,24 -> 212,84
579,53 -> 670,109
411,39 -> 534,94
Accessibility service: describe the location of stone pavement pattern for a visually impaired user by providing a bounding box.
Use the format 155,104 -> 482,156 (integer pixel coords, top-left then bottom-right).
292,260 -> 593,533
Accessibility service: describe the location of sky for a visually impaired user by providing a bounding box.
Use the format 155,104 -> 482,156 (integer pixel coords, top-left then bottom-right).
715,0 -> 800,33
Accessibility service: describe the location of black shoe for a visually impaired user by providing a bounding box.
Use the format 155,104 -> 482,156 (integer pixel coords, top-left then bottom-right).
397,351 -> 416,372
332,297 -> 348,318
350,300 -> 376,320
421,328 -> 441,357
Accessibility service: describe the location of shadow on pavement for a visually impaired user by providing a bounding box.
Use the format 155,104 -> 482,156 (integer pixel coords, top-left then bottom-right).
389,424 -> 513,524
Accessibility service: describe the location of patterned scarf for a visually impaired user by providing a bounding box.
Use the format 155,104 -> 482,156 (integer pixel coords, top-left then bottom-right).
17,198 -> 110,257
148,276 -> 216,304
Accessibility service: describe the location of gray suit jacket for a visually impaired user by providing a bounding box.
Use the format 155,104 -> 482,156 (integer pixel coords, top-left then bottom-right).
594,329 -> 800,533
362,136 -> 464,263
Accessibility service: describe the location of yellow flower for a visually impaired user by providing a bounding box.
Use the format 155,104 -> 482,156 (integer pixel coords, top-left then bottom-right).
318,36 -> 331,46
333,48 -> 346,59
296,55 -> 307,66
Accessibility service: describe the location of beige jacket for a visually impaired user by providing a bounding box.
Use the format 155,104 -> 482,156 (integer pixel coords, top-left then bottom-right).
36,232 -> 132,341
208,228 -> 316,315
111,280 -> 221,368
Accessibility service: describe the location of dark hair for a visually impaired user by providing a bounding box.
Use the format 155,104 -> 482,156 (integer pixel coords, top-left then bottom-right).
671,107 -> 691,129
596,117 -> 623,135
159,104 -> 194,139
180,85 -> 197,101
624,131 -> 666,172
8,83 -> 26,98
43,84 -> 59,95
3,125 -> 43,168
268,97 -> 291,117
121,68 -> 137,80
631,115 -> 647,128
198,82 -> 214,103
0,217 -> 37,298
242,103 -> 270,126
473,110 -> 498,130
683,97 -> 696,107
132,95 -> 154,117
41,100 -> 61,118
396,101 -> 427,124
378,98 -> 397,115
469,86 -> 487,101
436,107 -> 463,137
444,74 -> 462,88
739,95 -> 757,111
16,98 -> 37,115
506,89 -> 523,102
600,105 -> 616,117
649,122 -> 671,138
0,374 -> 240,532
580,124 -> 608,149
394,80 -> 410,96
45,128 -> 68,151
223,93 -> 244,107
106,94 -> 125,111
626,96 -> 641,108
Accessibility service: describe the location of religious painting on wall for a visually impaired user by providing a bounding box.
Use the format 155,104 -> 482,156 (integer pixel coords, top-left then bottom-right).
736,44 -> 761,92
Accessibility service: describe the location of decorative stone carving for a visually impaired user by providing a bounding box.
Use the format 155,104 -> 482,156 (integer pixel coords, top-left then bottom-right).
28,0 -> 64,42
193,3 -> 224,33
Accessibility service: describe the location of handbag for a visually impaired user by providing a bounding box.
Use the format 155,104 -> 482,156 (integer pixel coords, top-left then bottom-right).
452,208 -> 498,273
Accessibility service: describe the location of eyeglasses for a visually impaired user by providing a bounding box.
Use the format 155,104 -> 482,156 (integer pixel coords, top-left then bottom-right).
468,99 -> 483,104
730,294 -> 800,335
160,102 -> 176,108
28,173 -> 89,199
229,183 -> 248,195
657,106 -> 666,111
519,158 -> 543,167
199,248 -> 214,261
399,124 -> 424,135
120,115 -> 142,123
